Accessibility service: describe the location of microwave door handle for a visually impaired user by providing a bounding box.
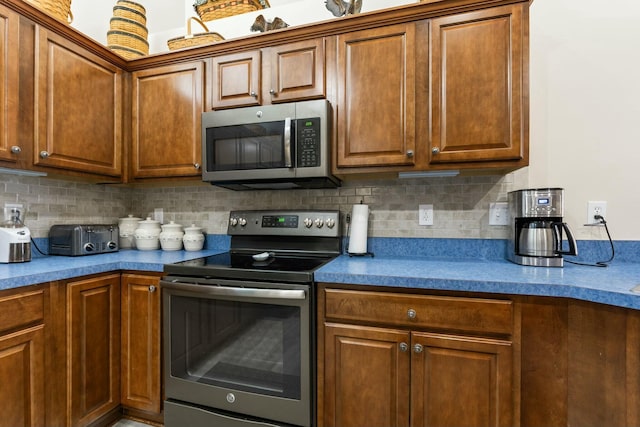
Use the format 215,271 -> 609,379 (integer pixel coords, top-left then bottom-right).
284,117 -> 292,168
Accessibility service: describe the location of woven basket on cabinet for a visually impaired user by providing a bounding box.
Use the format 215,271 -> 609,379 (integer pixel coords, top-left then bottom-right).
107,0 -> 148,59
26,0 -> 73,23
193,0 -> 270,21
167,17 -> 224,51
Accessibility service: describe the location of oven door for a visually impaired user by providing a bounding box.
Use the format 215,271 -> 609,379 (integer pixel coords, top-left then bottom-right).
161,276 -> 312,427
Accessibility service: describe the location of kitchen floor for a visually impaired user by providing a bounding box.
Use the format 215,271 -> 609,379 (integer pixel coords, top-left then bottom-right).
111,419 -> 155,427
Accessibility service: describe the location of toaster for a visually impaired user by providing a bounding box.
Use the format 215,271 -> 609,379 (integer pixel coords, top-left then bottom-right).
49,224 -> 119,256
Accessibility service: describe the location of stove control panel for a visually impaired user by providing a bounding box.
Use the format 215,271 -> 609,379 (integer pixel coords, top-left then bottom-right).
228,210 -> 340,237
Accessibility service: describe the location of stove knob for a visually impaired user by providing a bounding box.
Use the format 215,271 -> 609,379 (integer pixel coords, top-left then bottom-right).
84,243 -> 95,252
303,218 -> 313,228
238,218 -> 247,226
315,218 -> 324,228
107,241 -> 117,250
229,217 -> 238,227
326,218 -> 336,229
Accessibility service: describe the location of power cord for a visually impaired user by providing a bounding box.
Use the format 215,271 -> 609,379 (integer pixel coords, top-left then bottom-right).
565,214 -> 614,267
9,207 -> 47,255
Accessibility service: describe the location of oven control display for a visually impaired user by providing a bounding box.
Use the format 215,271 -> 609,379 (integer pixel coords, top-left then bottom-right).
262,215 -> 299,228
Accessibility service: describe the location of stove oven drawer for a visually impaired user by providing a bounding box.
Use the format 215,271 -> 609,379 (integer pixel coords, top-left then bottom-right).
323,289 -> 513,336
165,400 -> 285,427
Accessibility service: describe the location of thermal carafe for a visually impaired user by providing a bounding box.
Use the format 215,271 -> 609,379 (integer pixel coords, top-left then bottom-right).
507,188 -> 577,267
0,209 -> 31,263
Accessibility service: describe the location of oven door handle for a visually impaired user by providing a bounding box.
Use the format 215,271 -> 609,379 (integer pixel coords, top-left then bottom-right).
161,280 -> 306,300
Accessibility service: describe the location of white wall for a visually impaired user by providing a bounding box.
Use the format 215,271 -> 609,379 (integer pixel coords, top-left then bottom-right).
529,0 -> 640,240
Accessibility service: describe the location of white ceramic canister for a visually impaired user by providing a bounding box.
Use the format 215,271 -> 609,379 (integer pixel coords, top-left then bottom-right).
183,224 -> 205,251
118,214 -> 142,249
159,221 -> 184,251
134,217 -> 161,250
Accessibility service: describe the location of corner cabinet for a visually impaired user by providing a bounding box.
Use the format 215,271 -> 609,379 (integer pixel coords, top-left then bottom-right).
318,286 -> 517,427
427,4 -> 527,165
34,27 -> 123,178
0,4 -> 20,165
131,61 -> 205,179
210,38 -> 325,109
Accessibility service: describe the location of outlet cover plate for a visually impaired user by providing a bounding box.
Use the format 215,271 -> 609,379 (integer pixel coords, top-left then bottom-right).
419,204 -> 433,226
489,202 -> 509,226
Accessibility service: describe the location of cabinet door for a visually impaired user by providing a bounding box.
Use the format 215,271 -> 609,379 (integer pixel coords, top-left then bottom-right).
121,274 -> 161,414
335,24 -> 416,168
266,39 -> 325,103
0,4 -> 20,164
429,4 -> 526,164
211,50 -> 261,109
131,61 -> 205,178
34,27 -> 122,177
0,325 -> 45,427
67,274 -> 121,427
410,332 -> 513,427
322,323 -> 410,427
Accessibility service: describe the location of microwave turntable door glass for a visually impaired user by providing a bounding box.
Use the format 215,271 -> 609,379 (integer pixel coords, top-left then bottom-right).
206,121 -> 293,171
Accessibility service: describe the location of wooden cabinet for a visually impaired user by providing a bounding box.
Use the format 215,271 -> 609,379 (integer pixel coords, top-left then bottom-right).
131,61 -> 206,179
318,287 -> 515,427
65,274 -> 121,427
334,23 -> 416,170
120,273 -> 162,415
211,38 -> 325,109
0,287 -> 46,427
0,4 -> 20,165
34,27 -> 123,178
427,4 -> 527,165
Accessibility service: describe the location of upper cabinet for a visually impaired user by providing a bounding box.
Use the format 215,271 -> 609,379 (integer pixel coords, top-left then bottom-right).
130,61 -> 206,179
428,4 -> 527,165
211,38 -> 325,109
0,4 -> 20,165
334,23 -> 416,169
34,27 -> 123,178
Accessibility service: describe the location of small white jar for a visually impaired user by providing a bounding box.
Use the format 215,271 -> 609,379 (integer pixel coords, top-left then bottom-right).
183,224 -> 205,251
134,217 -> 161,250
118,214 -> 142,249
159,221 -> 184,251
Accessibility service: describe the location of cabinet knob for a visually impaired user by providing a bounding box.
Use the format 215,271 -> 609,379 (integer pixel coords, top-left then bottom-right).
194,163 -> 200,170
399,342 -> 408,352
148,285 -> 156,292
11,146 -> 21,154
250,91 -> 258,98
406,150 -> 414,158
269,89 -> 276,95
413,343 -> 424,354
40,150 -> 50,159
407,308 -> 417,319
432,147 -> 440,154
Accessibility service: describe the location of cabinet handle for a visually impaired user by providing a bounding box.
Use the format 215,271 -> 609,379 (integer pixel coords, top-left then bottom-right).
432,147 -> 440,154
149,285 -> 156,292
399,342 -> 408,352
11,146 -> 21,154
250,91 -> 258,98
406,150 -> 414,158
40,151 -> 50,159
194,163 -> 200,170
413,343 -> 423,354
407,308 -> 417,319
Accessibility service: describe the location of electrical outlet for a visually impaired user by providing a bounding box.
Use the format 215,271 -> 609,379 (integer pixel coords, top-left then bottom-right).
489,202 -> 509,226
154,208 -> 164,224
3,203 -> 24,222
418,204 -> 433,226
587,201 -> 607,224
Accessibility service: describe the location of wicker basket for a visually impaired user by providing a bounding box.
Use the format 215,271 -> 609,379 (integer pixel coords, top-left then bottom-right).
108,45 -> 147,60
26,0 -> 73,23
112,5 -> 146,25
193,0 -> 270,21
116,0 -> 145,14
167,17 -> 224,51
110,16 -> 148,38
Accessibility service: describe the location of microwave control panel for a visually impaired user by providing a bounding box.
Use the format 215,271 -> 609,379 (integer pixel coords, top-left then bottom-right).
296,117 -> 321,168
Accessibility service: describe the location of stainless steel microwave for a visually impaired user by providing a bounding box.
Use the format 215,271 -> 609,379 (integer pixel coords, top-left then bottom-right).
201,99 -> 340,190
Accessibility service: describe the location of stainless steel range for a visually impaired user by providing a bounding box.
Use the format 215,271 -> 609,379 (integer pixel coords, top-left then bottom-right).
162,210 -> 341,427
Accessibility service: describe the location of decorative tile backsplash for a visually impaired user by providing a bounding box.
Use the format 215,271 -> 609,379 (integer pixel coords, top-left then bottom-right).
0,170 -> 527,239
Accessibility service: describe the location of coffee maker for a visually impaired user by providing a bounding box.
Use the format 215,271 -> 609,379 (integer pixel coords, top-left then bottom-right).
0,208 -> 31,263
507,188 -> 577,267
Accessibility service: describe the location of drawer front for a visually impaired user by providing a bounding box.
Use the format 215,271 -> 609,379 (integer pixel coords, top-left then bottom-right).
0,288 -> 46,334
324,289 -> 513,336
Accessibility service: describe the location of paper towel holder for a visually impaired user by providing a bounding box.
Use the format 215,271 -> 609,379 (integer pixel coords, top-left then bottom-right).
347,202 -> 374,257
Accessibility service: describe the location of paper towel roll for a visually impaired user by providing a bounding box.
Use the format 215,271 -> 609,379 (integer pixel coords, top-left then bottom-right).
348,204 -> 369,254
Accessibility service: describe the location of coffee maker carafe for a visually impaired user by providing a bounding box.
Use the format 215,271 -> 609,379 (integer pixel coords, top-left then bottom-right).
507,188 -> 577,267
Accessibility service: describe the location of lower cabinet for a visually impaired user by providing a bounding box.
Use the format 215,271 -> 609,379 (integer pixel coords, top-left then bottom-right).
0,286 -> 47,427
318,286 -> 516,427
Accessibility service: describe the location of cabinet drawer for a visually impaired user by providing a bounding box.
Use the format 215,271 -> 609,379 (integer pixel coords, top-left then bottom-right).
324,289 -> 512,336
0,288 -> 45,334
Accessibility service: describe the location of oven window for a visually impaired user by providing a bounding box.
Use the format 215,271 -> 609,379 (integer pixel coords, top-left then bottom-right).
206,121 -> 292,171
169,295 -> 302,399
